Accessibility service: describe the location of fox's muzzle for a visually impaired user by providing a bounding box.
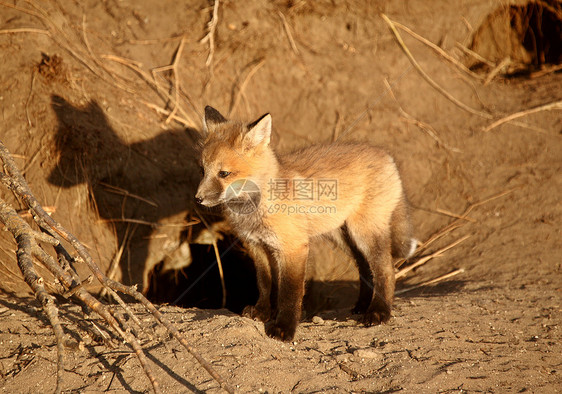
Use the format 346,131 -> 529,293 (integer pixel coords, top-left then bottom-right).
194,189 -> 215,206
195,181 -> 222,207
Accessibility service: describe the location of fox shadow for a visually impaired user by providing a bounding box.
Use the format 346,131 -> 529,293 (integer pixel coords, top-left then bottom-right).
47,95 -> 257,313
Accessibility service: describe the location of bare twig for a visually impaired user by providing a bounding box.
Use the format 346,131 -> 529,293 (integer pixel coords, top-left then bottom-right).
396,235 -> 470,279
24,70 -> 36,128
482,100 -> 562,132
483,57 -> 511,85
395,189 -> 515,273
381,14 -> 493,120
434,208 -> 476,222
229,58 -> 265,116
454,42 -> 495,67
100,182 -> 158,207
101,54 -> 196,127
332,111 -> 342,143
98,218 -> 199,228
278,11 -> 300,55
152,37 -> 187,124
212,240 -> 227,308
529,64 -> 562,78
383,78 -> 461,152
103,223 -> 133,292
195,209 -> 227,309
395,268 -> 465,295
391,20 -> 482,80
0,27 -> 50,36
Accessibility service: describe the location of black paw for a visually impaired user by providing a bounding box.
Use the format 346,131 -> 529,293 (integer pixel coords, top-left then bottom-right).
242,304 -> 271,322
362,309 -> 391,326
265,319 -> 297,342
362,300 -> 392,326
352,301 -> 369,315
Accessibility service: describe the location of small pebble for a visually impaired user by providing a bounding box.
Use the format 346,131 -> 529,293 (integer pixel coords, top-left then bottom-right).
312,316 -> 324,325
353,348 -> 383,361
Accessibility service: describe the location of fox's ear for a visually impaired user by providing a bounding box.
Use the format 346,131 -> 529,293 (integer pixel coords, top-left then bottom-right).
203,106 -> 227,133
245,113 -> 272,147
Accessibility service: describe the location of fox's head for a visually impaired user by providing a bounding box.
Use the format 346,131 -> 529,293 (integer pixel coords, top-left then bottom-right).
195,106 -> 276,209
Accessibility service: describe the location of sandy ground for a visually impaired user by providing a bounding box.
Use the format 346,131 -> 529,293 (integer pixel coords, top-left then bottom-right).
0,0 -> 561,392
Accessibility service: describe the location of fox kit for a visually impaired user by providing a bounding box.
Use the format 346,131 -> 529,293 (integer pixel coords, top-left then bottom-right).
195,106 -> 415,341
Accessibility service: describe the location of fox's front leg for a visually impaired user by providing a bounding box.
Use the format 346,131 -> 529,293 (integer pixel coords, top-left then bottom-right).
242,243 -> 272,322
266,243 -> 309,341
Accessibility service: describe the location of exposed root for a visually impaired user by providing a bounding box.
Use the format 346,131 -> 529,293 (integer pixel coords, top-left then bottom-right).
0,200 -> 65,393
0,140 -> 235,393
200,0 -> 220,69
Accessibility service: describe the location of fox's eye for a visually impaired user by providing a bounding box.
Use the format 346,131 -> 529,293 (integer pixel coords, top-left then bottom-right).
218,170 -> 231,178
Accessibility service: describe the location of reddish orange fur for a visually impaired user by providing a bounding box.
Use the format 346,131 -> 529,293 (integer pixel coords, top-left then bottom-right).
196,106 -> 414,341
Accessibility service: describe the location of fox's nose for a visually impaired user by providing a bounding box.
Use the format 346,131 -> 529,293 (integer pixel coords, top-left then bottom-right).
195,196 -> 203,205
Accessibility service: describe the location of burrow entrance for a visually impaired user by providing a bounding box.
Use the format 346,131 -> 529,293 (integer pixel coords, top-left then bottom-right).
144,226 -> 360,317
469,1 -> 561,73
146,233 -> 259,314
145,236 -> 360,317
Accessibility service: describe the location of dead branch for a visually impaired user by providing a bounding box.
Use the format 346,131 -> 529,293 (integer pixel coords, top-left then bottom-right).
0,140 -> 235,393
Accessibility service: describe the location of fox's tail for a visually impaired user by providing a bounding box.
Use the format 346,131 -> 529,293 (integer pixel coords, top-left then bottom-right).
390,197 -> 416,259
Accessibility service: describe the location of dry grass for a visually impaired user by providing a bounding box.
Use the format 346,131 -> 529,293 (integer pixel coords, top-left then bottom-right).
229,59 -> 266,116
381,14 -> 494,120
394,188 -> 517,291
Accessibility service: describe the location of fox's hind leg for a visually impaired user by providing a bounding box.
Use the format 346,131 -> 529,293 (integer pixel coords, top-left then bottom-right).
345,218 -> 395,325
341,225 -> 374,315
